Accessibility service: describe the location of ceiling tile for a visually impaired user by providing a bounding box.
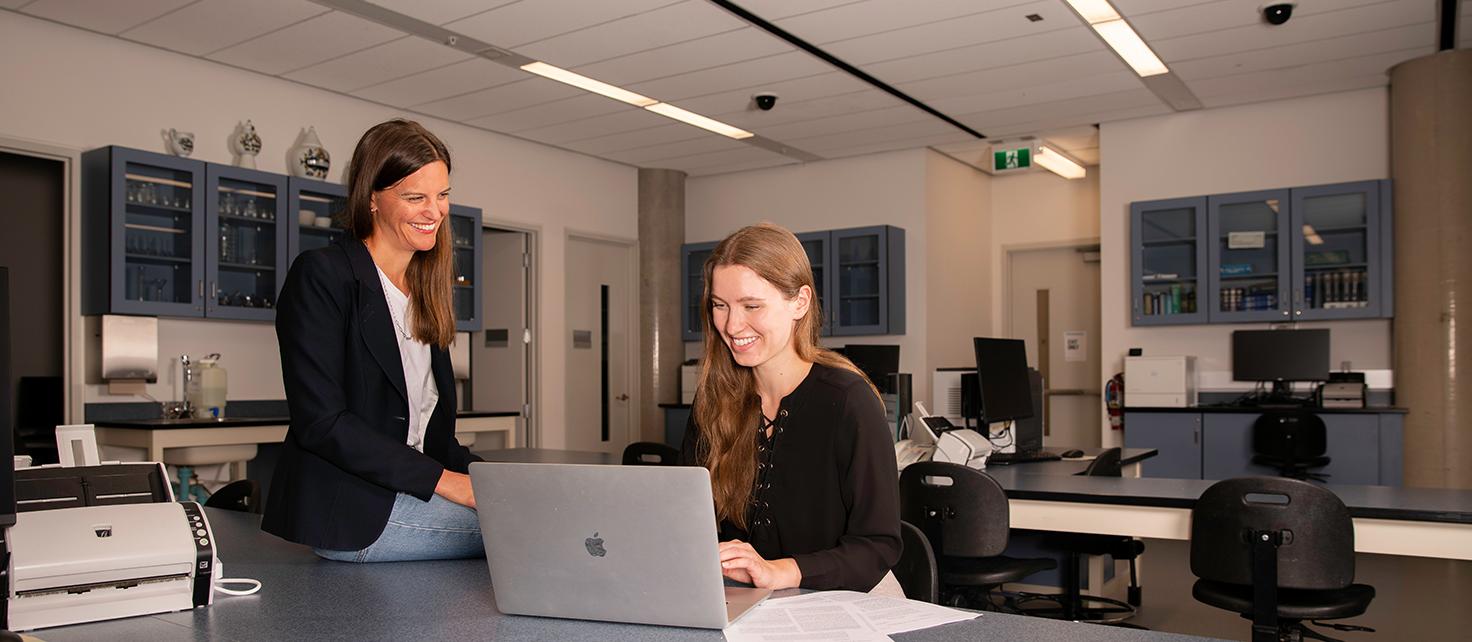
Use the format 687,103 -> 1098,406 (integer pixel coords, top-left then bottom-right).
365,0 -> 516,26
772,0 -> 1016,45
353,57 -> 524,107
602,136 -> 746,165
571,27 -> 791,87
898,50 -> 1126,102
21,0 -> 194,34
788,119 -> 960,152
516,1 -> 747,69
822,0 -> 1078,65
674,72 -> 878,121
1197,73 -> 1389,111
658,146 -> 789,172
958,88 -> 1161,135
0,0 -> 32,8
1172,22 -> 1435,81
1129,0 -> 1388,43
1151,0 -> 1435,63
464,94 -> 627,134
444,0 -> 682,49
560,123 -> 706,155
516,107 -> 674,145
756,104 -> 930,142
685,156 -> 799,177
626,51 -> 833,103
859,26 -> 1102,85
1186,47 -> 1430,100
284,36 -> 472,93
207,11 -> 403,76
411,77 -> 581,121
119,0 -> 328,56
716,89 -> 906,131
926,70 -> 1140,117
726,0 -> 864,22
819,131 -> 974,161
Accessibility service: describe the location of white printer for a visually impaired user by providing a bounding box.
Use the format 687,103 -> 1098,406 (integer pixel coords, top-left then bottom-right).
1124,356 -> 1198,407
933,429 -> 993,469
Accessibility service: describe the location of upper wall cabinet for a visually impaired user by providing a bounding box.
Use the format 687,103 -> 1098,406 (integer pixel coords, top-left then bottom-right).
680,225 -> 905,341
286,176 -> 348,264
449,204 -> 483,332
1131,180 -> 1392,326
204,165 -> 289,320
82,147 -> 208,317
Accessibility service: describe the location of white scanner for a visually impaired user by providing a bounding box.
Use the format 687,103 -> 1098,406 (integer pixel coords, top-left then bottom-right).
7,495 -> 219,630
932,429 -> 992,469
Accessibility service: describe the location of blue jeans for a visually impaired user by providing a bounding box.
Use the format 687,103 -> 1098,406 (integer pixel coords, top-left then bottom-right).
314,493 -> 484,562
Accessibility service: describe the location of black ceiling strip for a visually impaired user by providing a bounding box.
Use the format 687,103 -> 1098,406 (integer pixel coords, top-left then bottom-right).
707,0 -> 986,139
1439,0 -> 1460,51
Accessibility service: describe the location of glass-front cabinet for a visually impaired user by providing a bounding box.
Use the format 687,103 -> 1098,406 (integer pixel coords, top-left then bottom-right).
680,241 -> 717,342
796,231 -> 830,336
206,165 -> 288,320
449,204 -> 483,332
1291,181 -> 1386,320
1130,197 -> 1208,325
83,146 -> 206,317
287,177 -> 348,263
1207,189 -> 1291,323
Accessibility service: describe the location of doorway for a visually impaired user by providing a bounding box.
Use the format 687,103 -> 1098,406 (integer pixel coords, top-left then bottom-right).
470,226 -> 534,447
1008,243 -> 1102,449
564,234 -> 637,455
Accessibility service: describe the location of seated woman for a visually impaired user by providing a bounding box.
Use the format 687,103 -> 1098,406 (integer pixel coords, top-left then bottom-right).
681,222 -> 901,592
263,119 -> 482,562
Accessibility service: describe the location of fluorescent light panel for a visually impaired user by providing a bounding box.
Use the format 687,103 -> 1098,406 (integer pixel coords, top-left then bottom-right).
519,61 -> 656,107
1036,145 -> 1087,180
1063,0 -> 1121,23
644,102 -> 753,140
1091,19 -> 1169,77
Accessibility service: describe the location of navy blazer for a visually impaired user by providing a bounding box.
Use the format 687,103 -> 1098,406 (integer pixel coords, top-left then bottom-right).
262,238 -> 479,551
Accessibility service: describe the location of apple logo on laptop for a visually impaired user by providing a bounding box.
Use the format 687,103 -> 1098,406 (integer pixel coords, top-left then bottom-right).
585,532 -> 606,557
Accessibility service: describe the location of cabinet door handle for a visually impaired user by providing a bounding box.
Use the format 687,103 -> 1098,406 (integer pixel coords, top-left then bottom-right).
1193,429 -> 1199,445
197,280 -> 204,298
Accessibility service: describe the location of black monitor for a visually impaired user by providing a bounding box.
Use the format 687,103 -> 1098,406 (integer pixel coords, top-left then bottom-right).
842,344 -> 900,394
972,337 -> 1034,425
1,266 -> 13,527
1233,329 -> 1330,398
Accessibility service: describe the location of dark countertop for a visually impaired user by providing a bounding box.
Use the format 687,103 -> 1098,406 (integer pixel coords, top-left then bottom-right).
95,410 -> 519,429
1126,405 -> 1407,414
37,509 -> 1221,641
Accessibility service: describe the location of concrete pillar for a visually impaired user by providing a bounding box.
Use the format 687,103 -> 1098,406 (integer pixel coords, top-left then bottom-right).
638,168 -> 687,444
1389,49 -> 1472,489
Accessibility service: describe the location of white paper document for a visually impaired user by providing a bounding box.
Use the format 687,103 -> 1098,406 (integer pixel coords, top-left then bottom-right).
724,591 -> 978,642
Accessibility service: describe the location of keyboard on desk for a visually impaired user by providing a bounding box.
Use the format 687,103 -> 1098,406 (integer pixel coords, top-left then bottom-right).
987,449 -> 1062,465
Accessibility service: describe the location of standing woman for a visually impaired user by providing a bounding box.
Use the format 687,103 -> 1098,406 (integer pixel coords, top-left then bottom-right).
264,119 -> 482,562
681,223 -> 901,591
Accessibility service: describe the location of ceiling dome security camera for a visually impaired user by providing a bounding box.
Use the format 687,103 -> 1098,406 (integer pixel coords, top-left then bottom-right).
1261,2 -> 1295,25
752,93 -> 779,111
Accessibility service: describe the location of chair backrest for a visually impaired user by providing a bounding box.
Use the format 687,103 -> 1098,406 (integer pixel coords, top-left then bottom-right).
1082,447 -> 1124,477
1251,411 -> 1327,460
1189,476 -> 1354,590
621,441 -> 681,466
204,479 -> 261,514
898,461 -> 1010,558
893,520 -> 938,603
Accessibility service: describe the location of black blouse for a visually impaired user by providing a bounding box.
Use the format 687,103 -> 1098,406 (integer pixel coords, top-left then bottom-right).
681,363 -> 902,591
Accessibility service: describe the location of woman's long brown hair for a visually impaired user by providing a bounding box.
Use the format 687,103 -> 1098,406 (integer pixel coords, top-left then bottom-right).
693,222 -> 880,529
344,119 -> 456,349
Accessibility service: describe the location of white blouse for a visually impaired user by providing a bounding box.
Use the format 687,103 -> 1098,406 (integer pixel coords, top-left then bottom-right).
376,266 -> 439,453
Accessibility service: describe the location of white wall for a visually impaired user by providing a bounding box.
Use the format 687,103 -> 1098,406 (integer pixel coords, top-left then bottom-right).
988,169 -> 1101,333
924,151 -> 992,382
1100,87 -> 1392,445
0,11 -> 638,446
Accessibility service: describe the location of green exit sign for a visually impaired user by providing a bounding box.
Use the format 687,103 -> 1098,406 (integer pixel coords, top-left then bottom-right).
993,147 -> 1031,171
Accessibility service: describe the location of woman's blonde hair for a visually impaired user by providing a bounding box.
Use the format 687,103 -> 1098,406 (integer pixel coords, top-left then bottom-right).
344,119 -> 456,349
693,222 -> 880,529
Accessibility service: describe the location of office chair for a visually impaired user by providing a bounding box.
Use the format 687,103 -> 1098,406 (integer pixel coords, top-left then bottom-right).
620,441 -> 681,466
1191,477 -> 1375,642
1014,447 -> 1146,624
14,376 -> 63,465
1252,411 -> 1331,481
204,479 -> 261,514
893,520 -> 938,604
899,461 -> 1056,611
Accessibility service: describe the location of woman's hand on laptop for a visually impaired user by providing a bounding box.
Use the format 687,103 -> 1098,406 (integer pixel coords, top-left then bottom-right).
718,540 -> 801,590
435,470 -> 476,509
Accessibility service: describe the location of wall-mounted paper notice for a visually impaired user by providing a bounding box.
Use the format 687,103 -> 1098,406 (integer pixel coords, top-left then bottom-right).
1064,331 -> 1087,362
1227,231 -> 1266,249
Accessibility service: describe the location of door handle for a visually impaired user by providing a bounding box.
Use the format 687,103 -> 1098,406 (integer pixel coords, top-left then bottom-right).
615,394 -> 629,402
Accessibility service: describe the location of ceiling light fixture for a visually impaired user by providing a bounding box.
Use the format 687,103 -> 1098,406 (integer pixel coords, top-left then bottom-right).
644,102 -> 754,140
519,61 -> 657,107
1064,0 -> 1169,77
1036,145 -> 1087,180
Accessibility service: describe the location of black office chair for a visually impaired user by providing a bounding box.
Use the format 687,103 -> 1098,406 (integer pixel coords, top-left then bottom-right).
204,479 -> 261,514
899,461 -> 1056,611
1191,477 -> 1375,642
1015,447 -> 1146,624
893,520 -> 938,604
13,376 -> 63,465
620,441 -> 681,466
1252,411 -> 1331,481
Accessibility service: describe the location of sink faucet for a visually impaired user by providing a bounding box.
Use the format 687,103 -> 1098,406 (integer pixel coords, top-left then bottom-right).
164,354 -> 195,419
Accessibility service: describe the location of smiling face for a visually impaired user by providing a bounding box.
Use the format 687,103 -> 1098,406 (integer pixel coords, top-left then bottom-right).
710,264 -> 811,370
368,160 -> 449,254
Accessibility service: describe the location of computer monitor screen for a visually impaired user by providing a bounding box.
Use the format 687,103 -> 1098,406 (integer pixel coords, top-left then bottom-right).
1232,329 -> 1330,383
973,337 -> 1034,424
842,344 -> 900,394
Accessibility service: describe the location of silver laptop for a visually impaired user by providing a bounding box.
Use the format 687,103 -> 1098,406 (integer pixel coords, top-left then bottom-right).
469,462 -> 772,629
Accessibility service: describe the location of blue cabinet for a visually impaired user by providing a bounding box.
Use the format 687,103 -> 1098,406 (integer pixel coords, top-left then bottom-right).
1290,180 -> 1388,320
450,204 -> 483,332
204,165 -> 289,320
286,176 -> 348,263
1206,188 -> 1292,323
680,226 -> 905,341
82,146 -> 208,317
1130,197 -> 1208,325
1122,412 -> 1201,479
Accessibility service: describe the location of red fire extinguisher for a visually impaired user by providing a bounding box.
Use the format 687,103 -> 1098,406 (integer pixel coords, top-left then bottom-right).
1105,372 -> 1125,430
